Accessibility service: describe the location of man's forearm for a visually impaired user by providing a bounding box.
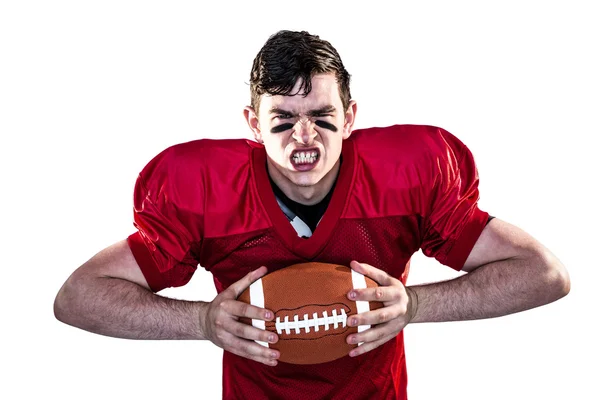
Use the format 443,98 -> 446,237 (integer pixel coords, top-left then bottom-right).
408,251 -> 570,323
55,274 -> 208,340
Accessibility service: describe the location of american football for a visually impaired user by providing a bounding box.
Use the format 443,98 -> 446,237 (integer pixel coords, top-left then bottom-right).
238,262 -> 383,364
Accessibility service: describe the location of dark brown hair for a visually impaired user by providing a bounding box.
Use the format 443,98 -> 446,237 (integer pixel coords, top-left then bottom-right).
249,30 -> 351,114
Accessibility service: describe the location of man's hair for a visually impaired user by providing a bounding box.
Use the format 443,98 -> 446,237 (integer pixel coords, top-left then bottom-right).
249,30 -> 351,114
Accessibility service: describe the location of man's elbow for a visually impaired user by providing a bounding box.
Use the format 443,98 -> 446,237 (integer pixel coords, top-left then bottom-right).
54,293 -> 67,324
551,262 -> 571,300
538,249 -> 570,302
54,274 -> 83,326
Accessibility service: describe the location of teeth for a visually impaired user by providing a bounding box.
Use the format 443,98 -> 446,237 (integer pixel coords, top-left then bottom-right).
293,151 -> 318,164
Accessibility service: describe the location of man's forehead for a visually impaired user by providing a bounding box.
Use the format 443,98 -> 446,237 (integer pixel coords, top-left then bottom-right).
260,95 -> 341,115
258,73 -> 342,113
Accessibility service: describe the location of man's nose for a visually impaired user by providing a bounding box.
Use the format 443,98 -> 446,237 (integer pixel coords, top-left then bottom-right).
293,118 -> 317,144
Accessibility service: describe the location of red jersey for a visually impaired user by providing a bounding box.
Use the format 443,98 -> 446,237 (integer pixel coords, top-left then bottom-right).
127,124 -> 489,399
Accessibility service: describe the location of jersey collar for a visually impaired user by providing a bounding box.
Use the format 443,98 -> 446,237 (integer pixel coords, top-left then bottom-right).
252,140 -> 355,259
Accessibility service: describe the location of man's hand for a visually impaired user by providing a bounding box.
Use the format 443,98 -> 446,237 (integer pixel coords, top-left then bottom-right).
345,261 -> 417,357
200,266 -> 280,366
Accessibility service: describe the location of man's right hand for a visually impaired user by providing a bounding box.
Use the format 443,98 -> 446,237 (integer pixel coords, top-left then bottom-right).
200,266 -> 280,366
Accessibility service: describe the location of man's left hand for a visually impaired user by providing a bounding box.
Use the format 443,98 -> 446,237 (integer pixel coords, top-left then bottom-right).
345,260 -> 417,357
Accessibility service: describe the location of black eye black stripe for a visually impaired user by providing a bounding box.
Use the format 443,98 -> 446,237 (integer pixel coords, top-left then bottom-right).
315,120 -> 337,132
271,123 -> 294,133
270,121 -> 338,134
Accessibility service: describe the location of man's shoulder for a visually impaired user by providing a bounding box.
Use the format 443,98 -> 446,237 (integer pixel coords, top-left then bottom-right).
162,137 -> 256,162
350,124 -> 465,163
351,124 -> 463,149
138,138 -> 257,187
147,138 -> 255,169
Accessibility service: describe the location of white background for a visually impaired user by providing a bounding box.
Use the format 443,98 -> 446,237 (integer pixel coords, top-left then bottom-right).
1,1 -> 598,399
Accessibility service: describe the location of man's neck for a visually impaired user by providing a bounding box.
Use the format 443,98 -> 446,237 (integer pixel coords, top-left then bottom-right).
266,159 -> 341,206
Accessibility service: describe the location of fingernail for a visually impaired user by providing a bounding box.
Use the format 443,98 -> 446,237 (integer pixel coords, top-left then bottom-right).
265,311 -> 272,319
271,352 -> 278,359
349,291 -> 357,300
349,350 -> 357,357
350,318 -> 357,326
268,335 -> 275,343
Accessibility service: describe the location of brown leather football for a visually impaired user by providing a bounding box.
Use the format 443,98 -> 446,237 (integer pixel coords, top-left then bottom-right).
238,262 -> 383,365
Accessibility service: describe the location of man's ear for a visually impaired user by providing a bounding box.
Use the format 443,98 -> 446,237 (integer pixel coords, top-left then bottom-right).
244,106 -> 262,143
342,100 -> 357,139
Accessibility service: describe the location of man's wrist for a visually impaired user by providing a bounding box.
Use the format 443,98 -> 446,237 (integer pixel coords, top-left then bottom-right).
196,301 -> 210,340
405,286 -> 419,323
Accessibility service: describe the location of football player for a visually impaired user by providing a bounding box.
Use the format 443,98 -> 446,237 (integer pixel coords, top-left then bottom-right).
54,30 -> 570,400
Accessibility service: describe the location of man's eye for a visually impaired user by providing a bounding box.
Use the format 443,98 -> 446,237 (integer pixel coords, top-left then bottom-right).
315,120 -> 338,132
271,123 -> 294,133
277,114 -> 291,119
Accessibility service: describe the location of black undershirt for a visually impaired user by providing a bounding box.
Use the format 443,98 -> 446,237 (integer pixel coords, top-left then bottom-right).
269,175 -> 336,233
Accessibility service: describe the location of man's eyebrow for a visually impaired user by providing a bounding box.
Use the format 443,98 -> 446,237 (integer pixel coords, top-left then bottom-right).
307,105 -> 336,117
269,107 -> 296,116
268,105 -> 337,117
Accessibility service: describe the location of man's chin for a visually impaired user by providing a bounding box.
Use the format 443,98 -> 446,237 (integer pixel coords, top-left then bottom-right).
288,170 -> 323,187
291,178 -> 319,188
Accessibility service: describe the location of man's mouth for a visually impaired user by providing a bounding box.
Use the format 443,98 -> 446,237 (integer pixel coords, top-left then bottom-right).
290,149 -> 320,171
292,150 -> 319,165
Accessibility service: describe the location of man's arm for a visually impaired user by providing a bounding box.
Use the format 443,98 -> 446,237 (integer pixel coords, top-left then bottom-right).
409,218 -> 570,323
345,218 -> 570,356
54,239 -> 206,339
54,240 -> 280,365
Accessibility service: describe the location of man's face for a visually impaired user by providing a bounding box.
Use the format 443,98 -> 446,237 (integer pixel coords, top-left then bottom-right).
245,73 -> 356,190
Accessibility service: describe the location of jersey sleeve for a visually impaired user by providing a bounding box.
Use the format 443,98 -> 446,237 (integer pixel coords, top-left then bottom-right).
127,146 -> 203,292
420,128 -> 489,270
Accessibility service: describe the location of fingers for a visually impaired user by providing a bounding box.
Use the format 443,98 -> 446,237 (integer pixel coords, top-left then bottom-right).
346,305 -> 407,329
345,305 -> 405,350
216,312 -> 278,342
227,266 -> 269,299
347,261 -> 407,306
348,327 -> 397,358
344,261 -> 411,359
205,267 -> 281,366
217,266 -> 274,320
349,260 -> 394,286
218,328 -> 280,366
346,318 -> 406,357
348,285 -> 406,304
217,298 -> 274,321
210,308 -> 280,366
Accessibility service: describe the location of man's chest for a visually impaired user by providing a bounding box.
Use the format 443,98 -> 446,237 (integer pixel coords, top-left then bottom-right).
200,214 -> 421,291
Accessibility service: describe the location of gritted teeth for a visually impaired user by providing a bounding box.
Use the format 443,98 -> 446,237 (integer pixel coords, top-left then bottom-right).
291,149 -> 319,165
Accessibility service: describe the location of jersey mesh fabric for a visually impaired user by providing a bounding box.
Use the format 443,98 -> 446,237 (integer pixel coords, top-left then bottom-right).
320,217 -> 421,282
201,229 -> 305,292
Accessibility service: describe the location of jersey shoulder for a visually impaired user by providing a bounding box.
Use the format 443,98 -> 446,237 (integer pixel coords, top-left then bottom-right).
344,124 -> 471,216
140,138 -> 254,176
139,138 -> 255,187
349,124 -> 468,165
136,138 -> 256,213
